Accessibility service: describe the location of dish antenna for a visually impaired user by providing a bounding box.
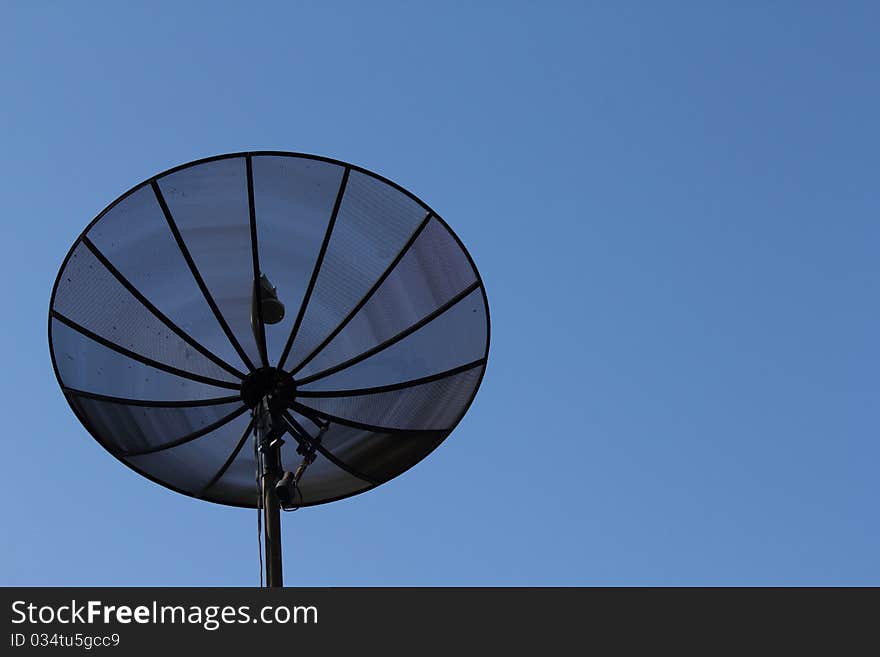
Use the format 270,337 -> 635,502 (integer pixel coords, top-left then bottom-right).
48,152 -> 490,586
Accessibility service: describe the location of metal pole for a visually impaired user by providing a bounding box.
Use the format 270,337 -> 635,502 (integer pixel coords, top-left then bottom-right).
255,399 -> 284,587
262,445 -> 283,587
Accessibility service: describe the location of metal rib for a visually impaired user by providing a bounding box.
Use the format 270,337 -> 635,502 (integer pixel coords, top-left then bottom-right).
246,155 -> 269,368
116,405 -> 248,458
151,179 -> 256,372
63,387 -> 241,408
277,167 -> 350,370
288,211 -> 433,377
291,402 -> 447,436
296,358 -> 485,398
82,237 -> 247,380
51,310 -> 241,390
296,281 -> 481,386
197,417 -> 255,497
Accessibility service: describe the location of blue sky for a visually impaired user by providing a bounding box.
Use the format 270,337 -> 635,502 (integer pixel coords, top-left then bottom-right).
1,2 -> 878,585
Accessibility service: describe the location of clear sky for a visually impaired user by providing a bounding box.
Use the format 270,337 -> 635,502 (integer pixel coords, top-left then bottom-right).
1,2 -> 878,586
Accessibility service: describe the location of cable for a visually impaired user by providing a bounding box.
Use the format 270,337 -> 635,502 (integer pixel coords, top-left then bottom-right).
254,430 -> 263,588
277,413 -> 320,513
281,480 -> 303,512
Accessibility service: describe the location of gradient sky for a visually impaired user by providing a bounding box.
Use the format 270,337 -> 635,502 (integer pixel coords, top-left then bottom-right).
1,2 -> 878,586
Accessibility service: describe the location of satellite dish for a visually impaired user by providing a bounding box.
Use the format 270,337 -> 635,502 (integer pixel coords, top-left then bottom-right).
48,152 -> 490,586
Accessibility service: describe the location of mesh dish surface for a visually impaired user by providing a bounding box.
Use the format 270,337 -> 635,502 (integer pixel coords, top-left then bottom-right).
49,152 -> 489,508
